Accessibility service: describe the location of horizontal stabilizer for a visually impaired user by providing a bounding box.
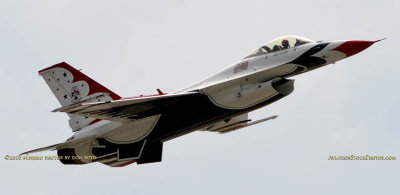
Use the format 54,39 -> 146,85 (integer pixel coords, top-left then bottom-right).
52,93 -> 109,112
20,136 -> 93,156
20,143 -> 62,155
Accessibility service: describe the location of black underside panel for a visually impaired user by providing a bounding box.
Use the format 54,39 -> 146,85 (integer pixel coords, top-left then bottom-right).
96,92 -> 288,142
137,141 -> 163,164
83,92 -> 287,165
138,92 -> 287,142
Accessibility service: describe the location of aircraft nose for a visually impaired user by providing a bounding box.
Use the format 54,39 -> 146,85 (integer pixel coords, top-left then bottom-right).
333,40 -> 378,58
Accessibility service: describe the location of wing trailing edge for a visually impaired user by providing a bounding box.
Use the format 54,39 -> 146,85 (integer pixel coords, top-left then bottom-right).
52,91 -> 199,122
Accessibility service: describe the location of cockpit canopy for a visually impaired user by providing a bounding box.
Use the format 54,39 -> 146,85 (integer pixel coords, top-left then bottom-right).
245,35 -> 316,59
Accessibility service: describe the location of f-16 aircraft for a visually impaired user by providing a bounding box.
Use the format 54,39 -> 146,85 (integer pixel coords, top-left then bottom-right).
22,35 -> 379,167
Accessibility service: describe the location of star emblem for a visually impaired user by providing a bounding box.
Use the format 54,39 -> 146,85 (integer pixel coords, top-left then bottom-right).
63,72 -> 67,77
72,89 -> 80,100
70,86 -> 82,102
63,94 -> 67,99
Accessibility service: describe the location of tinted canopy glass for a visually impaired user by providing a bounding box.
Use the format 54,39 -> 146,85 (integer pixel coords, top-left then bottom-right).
245,35 -> 315,58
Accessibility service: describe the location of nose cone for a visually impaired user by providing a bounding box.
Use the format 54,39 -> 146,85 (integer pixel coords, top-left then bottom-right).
333,40 -> 376,57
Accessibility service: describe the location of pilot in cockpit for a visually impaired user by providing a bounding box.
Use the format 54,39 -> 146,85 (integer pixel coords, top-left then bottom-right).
281,39 -> 290,49
272,45 -> 281,52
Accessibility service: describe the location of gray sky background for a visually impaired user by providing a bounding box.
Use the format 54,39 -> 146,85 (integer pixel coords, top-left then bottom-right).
1,0 -> 399,194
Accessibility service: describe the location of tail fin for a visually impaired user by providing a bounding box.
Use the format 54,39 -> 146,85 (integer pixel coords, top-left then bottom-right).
39,62 -> 121,132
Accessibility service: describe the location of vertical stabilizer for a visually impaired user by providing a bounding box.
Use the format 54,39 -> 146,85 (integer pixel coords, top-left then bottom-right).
38,62 -> 121,132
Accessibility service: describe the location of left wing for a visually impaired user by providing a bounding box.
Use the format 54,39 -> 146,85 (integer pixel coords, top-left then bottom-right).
53,91 -> 198,122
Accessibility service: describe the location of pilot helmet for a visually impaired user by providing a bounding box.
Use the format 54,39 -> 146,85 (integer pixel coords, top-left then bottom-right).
282,39 -> 289,48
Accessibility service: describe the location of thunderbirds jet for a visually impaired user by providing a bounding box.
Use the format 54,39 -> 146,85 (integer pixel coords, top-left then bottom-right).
21,35 -> 379,167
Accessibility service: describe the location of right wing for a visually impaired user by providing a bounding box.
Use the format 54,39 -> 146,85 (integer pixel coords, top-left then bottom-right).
201,113 -> 278,134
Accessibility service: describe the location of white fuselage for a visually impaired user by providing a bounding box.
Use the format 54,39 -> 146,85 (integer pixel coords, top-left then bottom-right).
175,40 -> 346,94
74,41 -> 347,143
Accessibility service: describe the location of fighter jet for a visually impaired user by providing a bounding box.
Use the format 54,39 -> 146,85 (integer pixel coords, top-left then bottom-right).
21,35 -> 380,167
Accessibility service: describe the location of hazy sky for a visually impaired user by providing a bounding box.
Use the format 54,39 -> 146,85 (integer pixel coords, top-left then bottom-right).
1,0 -> 399,194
